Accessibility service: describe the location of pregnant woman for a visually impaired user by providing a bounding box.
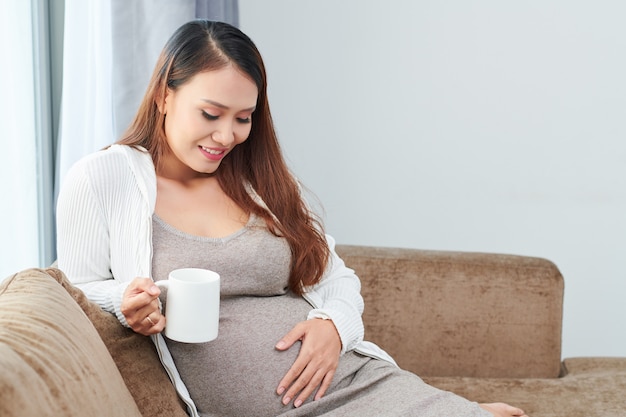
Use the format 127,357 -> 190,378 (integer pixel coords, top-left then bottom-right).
56,19 -> 526,417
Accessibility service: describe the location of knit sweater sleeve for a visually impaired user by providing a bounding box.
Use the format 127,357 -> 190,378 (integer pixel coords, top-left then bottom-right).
56,147 -> 153,326
305,234 -> 365,354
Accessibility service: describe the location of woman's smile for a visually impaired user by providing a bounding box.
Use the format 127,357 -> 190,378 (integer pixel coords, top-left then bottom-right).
199,145 -> 227,161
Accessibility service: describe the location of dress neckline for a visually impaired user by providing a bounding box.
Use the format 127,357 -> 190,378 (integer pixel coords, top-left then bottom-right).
152,213 -> 256,243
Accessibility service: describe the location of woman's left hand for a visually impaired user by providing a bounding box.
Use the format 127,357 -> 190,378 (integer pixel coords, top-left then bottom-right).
275,318 -> 341,408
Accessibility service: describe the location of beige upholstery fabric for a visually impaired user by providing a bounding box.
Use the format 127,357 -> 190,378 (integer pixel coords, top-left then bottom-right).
424,358 -> 626,417
0,268 -> 142,417
336,245 -> 626,417
54,268 -> 189,417
3,248 -> 623,417
337,245 -> 564,378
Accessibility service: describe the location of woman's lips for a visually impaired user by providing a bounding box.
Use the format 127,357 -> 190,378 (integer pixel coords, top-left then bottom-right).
199,145 -> 226,161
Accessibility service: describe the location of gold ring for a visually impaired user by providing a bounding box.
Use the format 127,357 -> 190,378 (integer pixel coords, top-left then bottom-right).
146,316 -> 155,326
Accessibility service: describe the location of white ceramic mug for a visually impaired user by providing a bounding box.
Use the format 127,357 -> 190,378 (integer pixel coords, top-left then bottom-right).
155,268 -> 220,343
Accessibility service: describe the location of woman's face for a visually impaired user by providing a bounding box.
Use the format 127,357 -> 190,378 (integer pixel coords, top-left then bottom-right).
160,65 -> 258,178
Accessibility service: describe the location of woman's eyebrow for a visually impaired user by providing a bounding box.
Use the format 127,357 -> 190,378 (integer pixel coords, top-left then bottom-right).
201,99 -> 256,112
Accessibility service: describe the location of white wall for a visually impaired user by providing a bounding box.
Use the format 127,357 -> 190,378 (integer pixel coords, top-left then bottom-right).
239,0 -> 626,359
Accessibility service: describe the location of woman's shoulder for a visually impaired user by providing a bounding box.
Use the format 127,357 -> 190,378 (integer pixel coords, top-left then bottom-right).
57,145 -> 157,225
66,145 -> 152,179
71,144 -> 149,168
63,145 -> 156,199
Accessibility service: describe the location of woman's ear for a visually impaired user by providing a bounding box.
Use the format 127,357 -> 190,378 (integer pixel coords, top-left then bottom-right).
156,88 -> 171,114
155,96 -> 165,115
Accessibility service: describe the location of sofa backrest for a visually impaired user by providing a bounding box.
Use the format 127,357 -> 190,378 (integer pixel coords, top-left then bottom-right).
336,245 -> 564,379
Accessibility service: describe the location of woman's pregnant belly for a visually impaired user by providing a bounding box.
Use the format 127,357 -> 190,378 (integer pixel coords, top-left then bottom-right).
166,293 -> 312,416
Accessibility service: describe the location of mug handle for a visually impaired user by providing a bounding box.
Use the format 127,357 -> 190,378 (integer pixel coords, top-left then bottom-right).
154,280 -> 169,290
154,280 -> 169,311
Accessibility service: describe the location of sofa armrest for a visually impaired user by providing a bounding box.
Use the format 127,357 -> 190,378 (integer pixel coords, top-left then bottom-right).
0,268 -> 143,416
336,245 -> 564,379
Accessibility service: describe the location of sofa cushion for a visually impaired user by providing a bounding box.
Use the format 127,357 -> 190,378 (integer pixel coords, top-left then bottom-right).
0,268 -> 142,417
423,357 -> 626,417
53,268 -> 189,417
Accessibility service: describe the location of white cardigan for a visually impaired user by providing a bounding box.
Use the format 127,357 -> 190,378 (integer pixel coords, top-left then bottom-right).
56,144 -> 395,416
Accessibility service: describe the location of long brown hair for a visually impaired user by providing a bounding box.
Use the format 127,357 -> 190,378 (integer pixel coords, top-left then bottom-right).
117,20 -> 329,294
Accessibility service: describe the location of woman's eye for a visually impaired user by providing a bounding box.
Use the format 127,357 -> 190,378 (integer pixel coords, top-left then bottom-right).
202,111 -> 219,121
237,117 -> 251,124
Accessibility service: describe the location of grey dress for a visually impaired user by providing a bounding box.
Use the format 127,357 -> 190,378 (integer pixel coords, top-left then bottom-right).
151,214 -> 490,417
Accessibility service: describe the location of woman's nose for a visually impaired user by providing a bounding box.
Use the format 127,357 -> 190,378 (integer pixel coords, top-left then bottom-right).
211,124 -> 235,146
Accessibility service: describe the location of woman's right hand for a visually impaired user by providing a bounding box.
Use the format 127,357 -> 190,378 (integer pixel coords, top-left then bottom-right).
120,277 -> 165,335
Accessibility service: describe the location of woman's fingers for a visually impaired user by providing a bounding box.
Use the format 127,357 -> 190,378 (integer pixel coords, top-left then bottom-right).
121,277 -> 163,334
276,319 -> 341,407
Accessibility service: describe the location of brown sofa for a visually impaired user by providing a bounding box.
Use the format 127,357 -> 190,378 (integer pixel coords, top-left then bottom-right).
1,246 -> 624,416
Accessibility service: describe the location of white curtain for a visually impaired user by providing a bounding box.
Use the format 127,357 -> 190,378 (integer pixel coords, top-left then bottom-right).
56,0 -> 239,188
0,0 -> 51,279
56,0 -> 113,190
